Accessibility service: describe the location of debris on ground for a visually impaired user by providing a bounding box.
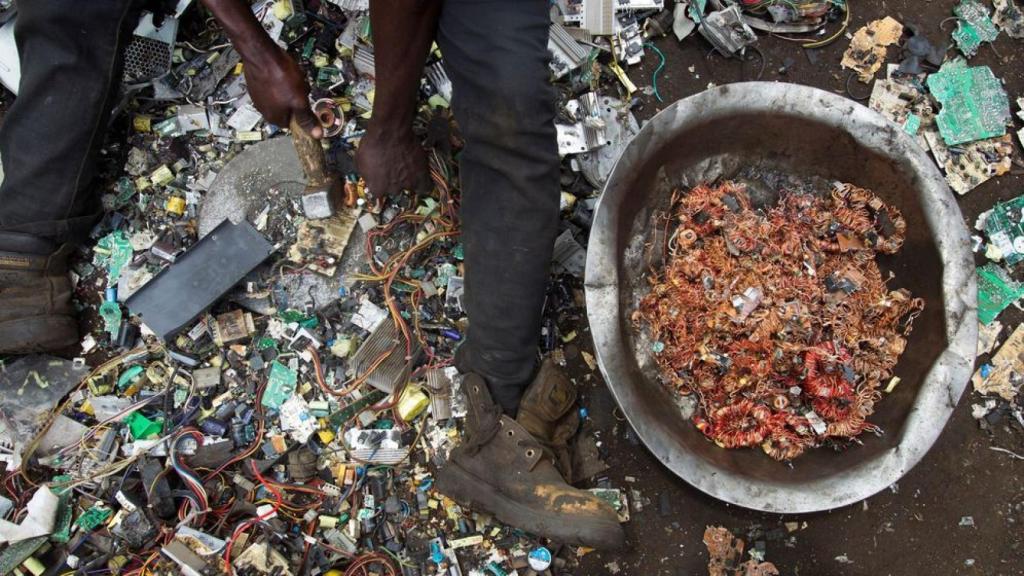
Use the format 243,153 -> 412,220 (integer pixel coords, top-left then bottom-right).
699,4 -> 758,56
973,323 -> 1024,400
927,59 -> 1011,146
635,181 -> 922,460
841,17 -> 904,83
993,0 -> 1024,37
0,1 -> 1021,574
952,0 -> 1001,57
1017,97 -> 1024,147
869,65 -> 934,144
981,193 -> 1024,266
977,263 -> 1024,324
978,320 -> 1004,355
899,23 -> 946,76
704,526 -> 779,576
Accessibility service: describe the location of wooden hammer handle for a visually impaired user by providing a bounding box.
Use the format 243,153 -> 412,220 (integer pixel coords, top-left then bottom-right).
289,117 -> 328,187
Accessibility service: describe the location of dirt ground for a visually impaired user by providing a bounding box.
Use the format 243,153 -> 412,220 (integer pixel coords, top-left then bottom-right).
577,1 -> 1024,574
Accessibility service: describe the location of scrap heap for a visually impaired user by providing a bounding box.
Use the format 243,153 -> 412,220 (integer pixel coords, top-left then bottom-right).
0,0 -> 659,574
637,181 -> 924,460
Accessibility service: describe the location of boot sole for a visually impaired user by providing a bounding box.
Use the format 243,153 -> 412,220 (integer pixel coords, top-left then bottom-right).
0,315 -> 78,354
436,458 -> 625,550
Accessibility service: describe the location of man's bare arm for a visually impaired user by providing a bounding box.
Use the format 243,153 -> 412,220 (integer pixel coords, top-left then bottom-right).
199,0 -> 322,137
355,0 -> 442,199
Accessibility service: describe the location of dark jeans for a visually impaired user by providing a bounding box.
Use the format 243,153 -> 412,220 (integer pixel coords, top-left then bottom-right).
440,1 -> 560,414
0,0 -> 560,415
0,0 -> 142,254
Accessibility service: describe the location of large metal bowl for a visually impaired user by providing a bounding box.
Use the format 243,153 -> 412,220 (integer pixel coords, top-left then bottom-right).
585,82 -> 977,513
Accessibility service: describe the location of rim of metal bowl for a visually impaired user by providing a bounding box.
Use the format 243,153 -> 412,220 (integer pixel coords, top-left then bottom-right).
584,82 -> 977,513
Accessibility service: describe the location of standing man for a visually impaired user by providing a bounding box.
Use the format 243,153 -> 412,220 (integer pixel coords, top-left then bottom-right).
0,0 -> 624,549
356,1 -> 624,549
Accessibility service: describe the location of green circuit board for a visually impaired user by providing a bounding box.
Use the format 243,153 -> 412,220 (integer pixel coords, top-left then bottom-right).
952,0 -> 999,57
927,59 -> 1010,145
978,264 -> 1024,324
984,195 -> 1024,266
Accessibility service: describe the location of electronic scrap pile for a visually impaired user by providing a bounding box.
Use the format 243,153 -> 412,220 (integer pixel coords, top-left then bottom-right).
0,0 -> 670,573
636,181 -> 924,461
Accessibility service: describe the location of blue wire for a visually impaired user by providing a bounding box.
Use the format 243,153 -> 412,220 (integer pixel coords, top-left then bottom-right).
644,43 -> 667,103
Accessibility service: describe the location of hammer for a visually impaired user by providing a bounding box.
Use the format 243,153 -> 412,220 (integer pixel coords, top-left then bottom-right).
290,117 -> 346,219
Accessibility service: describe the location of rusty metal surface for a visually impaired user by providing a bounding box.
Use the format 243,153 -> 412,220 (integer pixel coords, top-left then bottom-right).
584,82 -> 977,513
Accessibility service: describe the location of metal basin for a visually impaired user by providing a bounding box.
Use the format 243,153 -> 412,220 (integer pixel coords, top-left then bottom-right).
585,82 -> 977,513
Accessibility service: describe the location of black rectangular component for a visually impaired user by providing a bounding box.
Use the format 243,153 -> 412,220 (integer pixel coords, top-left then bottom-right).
126,220 -> 273,340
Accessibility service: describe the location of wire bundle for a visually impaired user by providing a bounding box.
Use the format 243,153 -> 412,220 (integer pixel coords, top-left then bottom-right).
637,181 -> 924,460
169,428 -> 209,524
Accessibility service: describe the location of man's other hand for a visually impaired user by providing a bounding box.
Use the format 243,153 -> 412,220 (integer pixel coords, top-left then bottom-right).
355,126 -> 431,201
244,45 -> 322,138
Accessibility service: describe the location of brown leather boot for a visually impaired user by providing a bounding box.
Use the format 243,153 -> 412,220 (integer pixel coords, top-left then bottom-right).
436,374 -> 624,550
516,359 -> 579,480
0,247 -> 78,354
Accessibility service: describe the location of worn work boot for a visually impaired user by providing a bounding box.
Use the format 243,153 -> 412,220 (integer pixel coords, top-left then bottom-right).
0,247 -> 78,354
516,359 -> 580,480
436,374 -> 625,550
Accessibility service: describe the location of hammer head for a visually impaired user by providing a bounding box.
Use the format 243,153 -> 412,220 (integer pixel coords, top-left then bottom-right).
301,175 -> 345,220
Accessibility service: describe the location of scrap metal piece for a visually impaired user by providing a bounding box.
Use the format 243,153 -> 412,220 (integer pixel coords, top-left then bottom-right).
614,19 -> 645,66
423,368 -> 453,420
352,43 -> 375,77
583,0 -> 615,35
123,12 -> 179,85
574,95 -> 640,188
549,23 -> 590,80
343,428 -> 411,464
126,219 -> 274,340
350,318 -> 422,394
556,92 -> 609,155
424,61 -> 452,102
673,1 -> 697,40
698,5 -> 757,56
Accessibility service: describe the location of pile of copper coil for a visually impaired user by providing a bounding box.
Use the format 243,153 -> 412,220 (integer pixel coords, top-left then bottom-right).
635,181 -> 924,461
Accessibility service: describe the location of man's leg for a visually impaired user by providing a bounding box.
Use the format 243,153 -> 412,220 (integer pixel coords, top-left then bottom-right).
432,0 -> 625,550
437,0 -> 561,416
0,0 -> 140,250
0,0 -> 140,353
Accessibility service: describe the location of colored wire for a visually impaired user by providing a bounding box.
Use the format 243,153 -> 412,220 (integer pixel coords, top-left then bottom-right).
170,428 -> 209,524
644,42 -> 667,103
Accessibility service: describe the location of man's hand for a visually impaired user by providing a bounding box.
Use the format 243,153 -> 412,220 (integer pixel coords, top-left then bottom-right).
244,45 -> 322,138
199,0 -> 320,137
355,126 -> 431,201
